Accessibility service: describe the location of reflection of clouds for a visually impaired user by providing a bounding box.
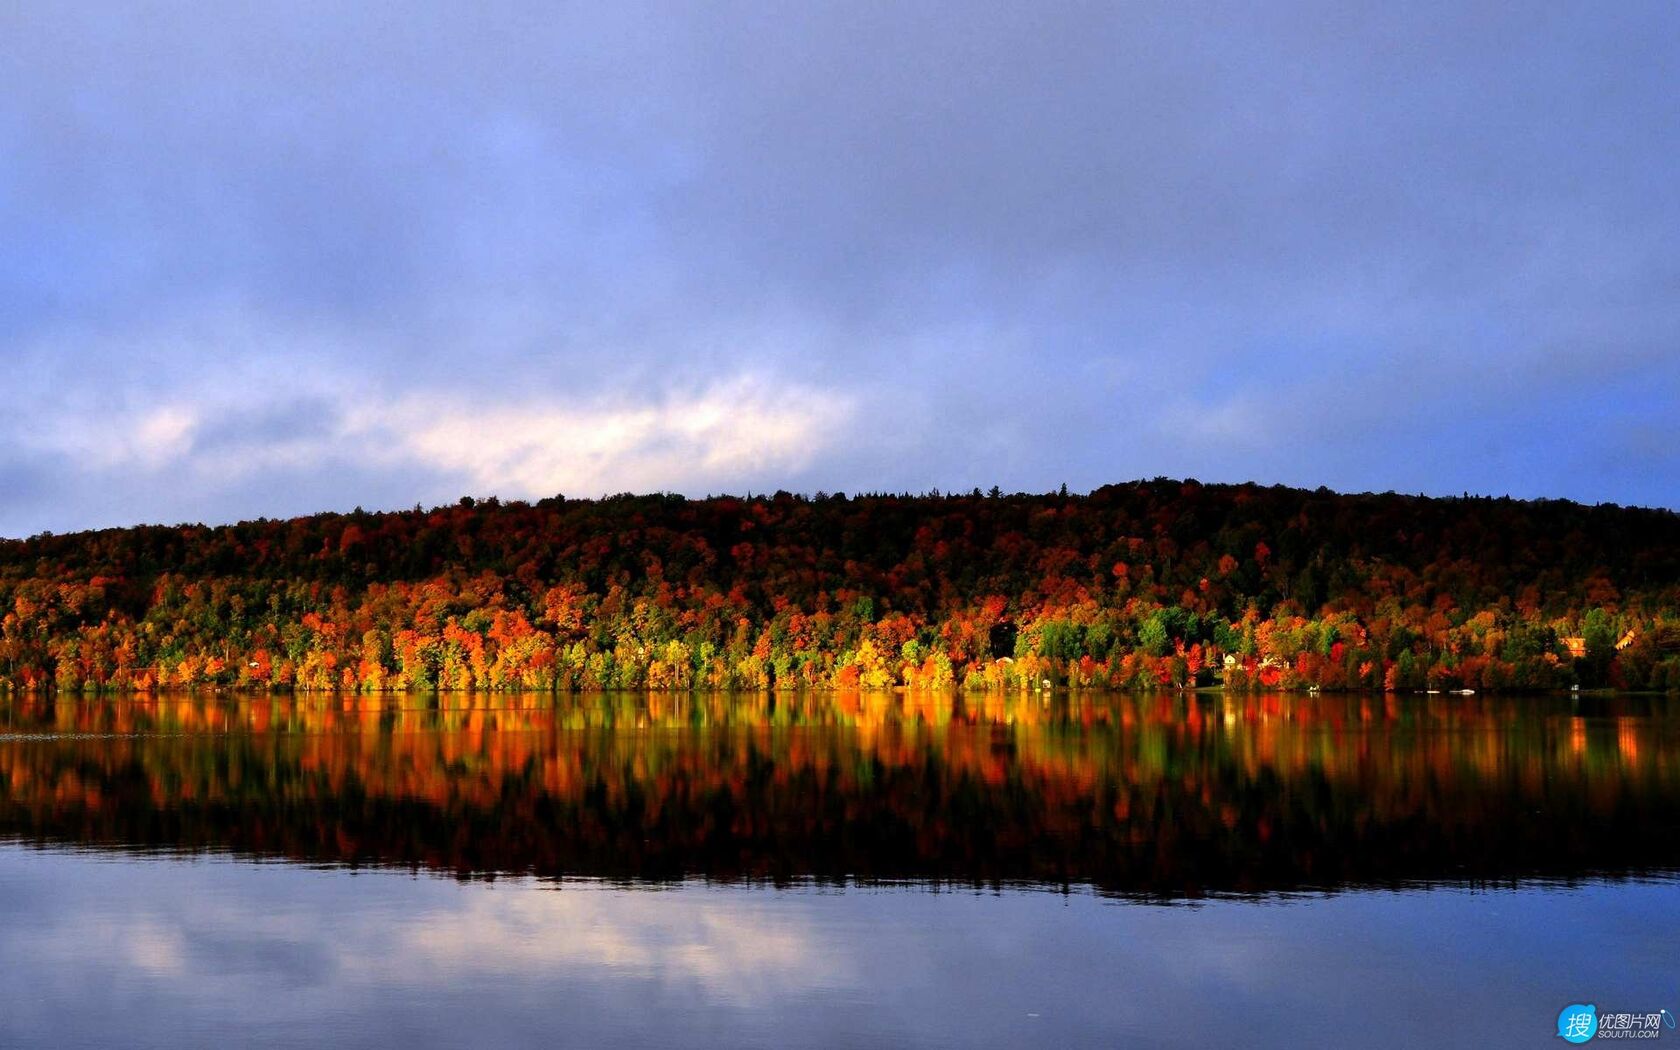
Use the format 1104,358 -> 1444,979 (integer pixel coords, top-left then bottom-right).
0,850 -> 852,1008
5,846 -> 1678,1050
6,890 -> 337,988
11,915 -> 191,978
122,920 -> 189,978
360,887 -> 848,1003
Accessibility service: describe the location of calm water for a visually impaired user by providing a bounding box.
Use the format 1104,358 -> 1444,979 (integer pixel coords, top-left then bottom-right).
0,691 -> 1676,1047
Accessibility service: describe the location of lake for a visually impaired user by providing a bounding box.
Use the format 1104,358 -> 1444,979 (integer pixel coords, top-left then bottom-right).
0,691 -> 1675,1047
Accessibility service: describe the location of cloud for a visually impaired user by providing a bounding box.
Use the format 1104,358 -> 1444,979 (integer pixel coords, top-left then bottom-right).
1,2 -> 1678,533
0,346 -> 854,533
357,377 -> 854,498
23,405 -> 200,472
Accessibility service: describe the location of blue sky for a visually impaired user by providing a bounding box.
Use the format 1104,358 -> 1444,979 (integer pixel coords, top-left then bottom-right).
2,2 -> 1677,536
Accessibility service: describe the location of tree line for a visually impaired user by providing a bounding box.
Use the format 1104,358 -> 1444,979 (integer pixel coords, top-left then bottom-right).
3,479 -> 1679,693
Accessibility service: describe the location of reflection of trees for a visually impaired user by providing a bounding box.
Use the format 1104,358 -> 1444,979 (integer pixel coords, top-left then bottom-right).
0,692 -> 1676,897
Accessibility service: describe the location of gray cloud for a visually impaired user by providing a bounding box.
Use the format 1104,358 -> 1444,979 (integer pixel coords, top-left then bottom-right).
2,2 -> 1677,535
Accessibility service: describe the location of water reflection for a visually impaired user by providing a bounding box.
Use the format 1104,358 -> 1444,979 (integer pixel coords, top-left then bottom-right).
0,691 -> 1677,896
5,846 -> 1673,1050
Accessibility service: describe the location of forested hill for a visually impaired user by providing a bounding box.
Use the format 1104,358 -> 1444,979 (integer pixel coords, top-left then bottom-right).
3,480 -> 1679,693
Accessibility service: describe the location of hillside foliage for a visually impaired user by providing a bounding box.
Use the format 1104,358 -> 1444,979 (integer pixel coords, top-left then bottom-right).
3,480 -> 1679,693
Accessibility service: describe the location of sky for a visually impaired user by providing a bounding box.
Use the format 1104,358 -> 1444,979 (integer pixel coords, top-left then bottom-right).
2,2 -> 1677,537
